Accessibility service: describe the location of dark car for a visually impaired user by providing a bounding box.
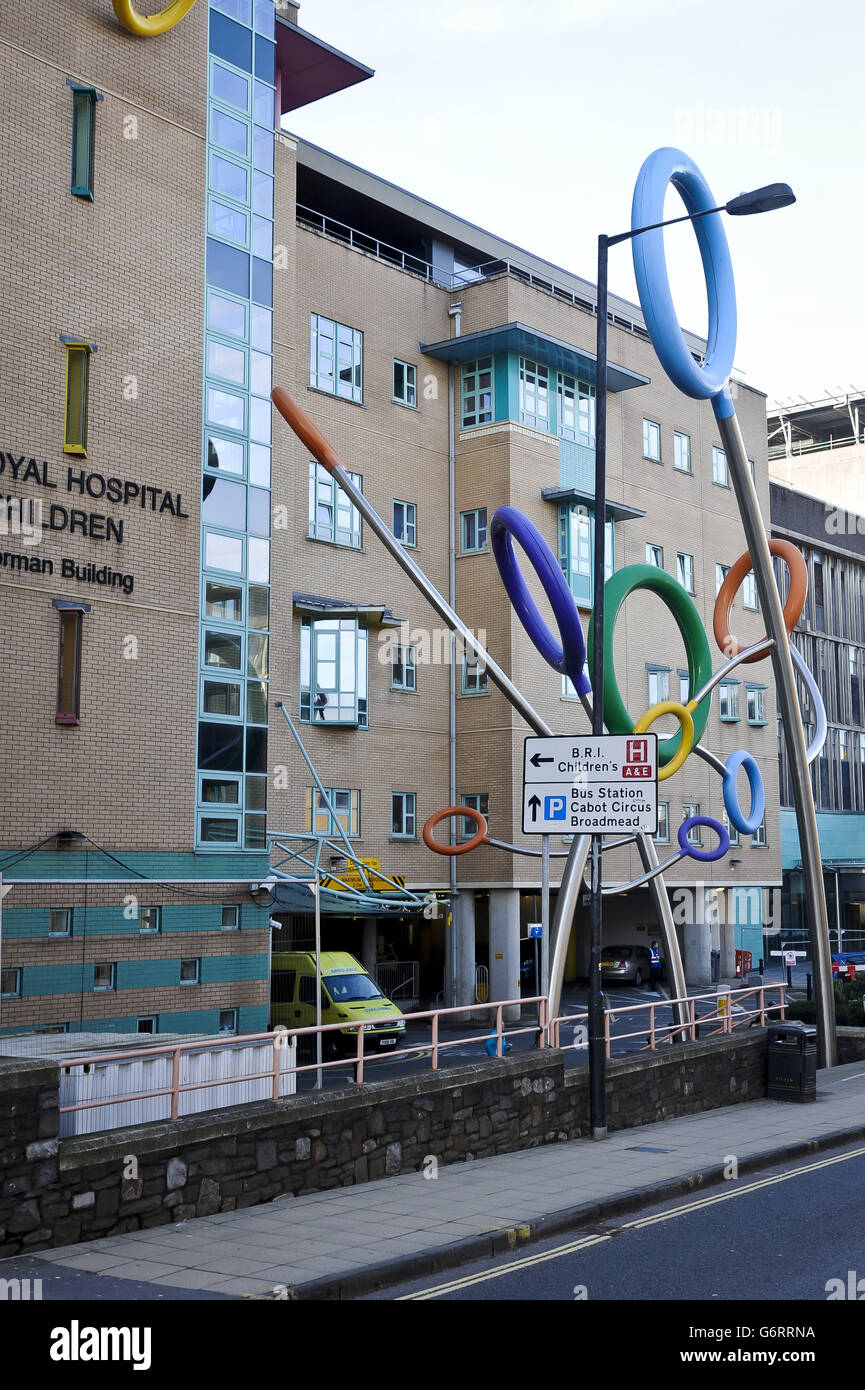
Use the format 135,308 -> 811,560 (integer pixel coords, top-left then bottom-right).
601,945 -> 654,986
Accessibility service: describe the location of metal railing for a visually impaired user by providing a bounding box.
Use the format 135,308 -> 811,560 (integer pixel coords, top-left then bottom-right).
371,960 -> 419,1008
551,983 -> 787,1058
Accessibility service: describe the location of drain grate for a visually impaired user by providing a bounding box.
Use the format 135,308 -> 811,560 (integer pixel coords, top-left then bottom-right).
625,1145 -> 671,1153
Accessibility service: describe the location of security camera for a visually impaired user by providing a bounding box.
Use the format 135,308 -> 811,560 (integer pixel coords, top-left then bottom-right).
269,917 -> 282,931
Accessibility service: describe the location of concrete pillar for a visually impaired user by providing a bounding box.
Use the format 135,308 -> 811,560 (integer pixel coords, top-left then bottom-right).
682,885 -> 713,988
489,888 -> 521,1022
720,888 -> 737,979
445,890 -> 476,1010
360,918 -> 377,974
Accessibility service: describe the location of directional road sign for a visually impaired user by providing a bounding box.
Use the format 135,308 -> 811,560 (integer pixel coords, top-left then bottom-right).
522,734 -> 658,835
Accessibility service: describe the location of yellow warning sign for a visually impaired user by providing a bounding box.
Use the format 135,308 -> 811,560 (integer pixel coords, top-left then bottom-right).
321,858 -> 405,893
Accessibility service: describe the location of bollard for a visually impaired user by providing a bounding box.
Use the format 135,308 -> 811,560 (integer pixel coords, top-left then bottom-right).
807,972 -> 813,1001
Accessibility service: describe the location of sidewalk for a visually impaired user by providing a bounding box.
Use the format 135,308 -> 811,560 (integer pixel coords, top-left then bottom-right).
21,1057 -> 865,1299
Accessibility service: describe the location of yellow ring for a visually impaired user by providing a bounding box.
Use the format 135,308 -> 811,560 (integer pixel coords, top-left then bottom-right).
633,700 -> 694,781
112,0 -> 196,37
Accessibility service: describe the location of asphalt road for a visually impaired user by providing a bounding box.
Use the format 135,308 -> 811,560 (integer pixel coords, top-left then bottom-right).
370,1142 -> 865,1302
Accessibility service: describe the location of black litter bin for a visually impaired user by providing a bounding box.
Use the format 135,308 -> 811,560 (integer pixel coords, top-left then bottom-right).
710,949 -> 721,983
767,1021 -> 817,1102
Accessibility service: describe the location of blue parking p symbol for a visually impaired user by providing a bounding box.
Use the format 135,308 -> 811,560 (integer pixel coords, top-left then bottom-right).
545,795 -> 566,821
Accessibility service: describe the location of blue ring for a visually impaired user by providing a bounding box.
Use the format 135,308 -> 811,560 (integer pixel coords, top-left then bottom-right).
490,506 -> 590,694
677,815 -> 729,864
631,147 -> 737,407
722,749 -> 765,835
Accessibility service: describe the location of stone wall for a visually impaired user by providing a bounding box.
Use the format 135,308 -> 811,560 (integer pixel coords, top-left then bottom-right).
0,1035 -> 767,1256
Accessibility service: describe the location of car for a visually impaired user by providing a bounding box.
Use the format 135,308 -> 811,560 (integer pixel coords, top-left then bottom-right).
600,945 -> 654,986
832,952 -> 865,977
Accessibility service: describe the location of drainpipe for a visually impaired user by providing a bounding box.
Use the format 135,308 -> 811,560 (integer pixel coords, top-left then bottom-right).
448,301 -> 462,1005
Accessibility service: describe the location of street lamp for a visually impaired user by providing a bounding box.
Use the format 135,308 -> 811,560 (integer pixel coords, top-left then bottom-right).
588,181 -> 795,1139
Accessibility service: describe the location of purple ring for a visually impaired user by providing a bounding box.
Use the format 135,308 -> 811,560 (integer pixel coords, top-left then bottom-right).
490,506 -> 590,694
677,815 -> 729,863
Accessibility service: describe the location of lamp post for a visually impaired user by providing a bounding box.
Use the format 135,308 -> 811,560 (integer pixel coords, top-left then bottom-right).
308,873 -> 323,1089
589,183 -> 795,1138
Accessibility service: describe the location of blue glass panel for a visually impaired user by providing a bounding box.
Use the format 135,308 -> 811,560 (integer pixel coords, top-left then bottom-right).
254,35 -> 276,82
251,255 -> 273,307
248,487 -> 270,536
206,237 -> 250,297
245,727 -> 268,773
210,10 -> 253,71
253,80 -> 273,126
212,107 -> 250,157
252,171 -> 274,217
212,62 -> 249,113
250,304 -> 272,352
209,152 -> 248,202
253,125 -> 274,174
252,214 -> 272,258
198,722 -> 244,771
254,0 -> 275,38
213,0 -> 252,23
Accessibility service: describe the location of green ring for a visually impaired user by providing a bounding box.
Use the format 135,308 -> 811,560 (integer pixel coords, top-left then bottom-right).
587,564 -> 713,768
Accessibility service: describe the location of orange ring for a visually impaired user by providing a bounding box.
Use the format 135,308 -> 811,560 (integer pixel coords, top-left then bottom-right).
713,539 -> 807,664
422,806 -> 489,856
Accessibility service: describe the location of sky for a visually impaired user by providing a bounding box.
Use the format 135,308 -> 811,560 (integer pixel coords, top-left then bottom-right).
283,0 -> 865,410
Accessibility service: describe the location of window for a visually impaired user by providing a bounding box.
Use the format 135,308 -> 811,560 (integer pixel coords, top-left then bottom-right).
674,431 -> 691,473
461,508 -> 488,553
306,788 -> 360,837
460,793 -> 489,838
642,419 -> 661,461
63,342 -> 92,455
392,792 -> 416,838
70,84 -> 99,199
300,618 -> 368,727
647,666 -> 669,705
393,360 -> 417,407
462,653 -> 489,694
712,446 -> 728,486
309,315 -> 363,401
719,682 -> 740,721
139,906 -> 161,935
137,1017 -> 157,1034
180,959 -> 201,985
519,357 -> 549,430
393,500 -> 417,547
221,906 -> 239,930
743,572 -> 759,610
1,968 -> 21,997
558,506 -> 614,606
93,963 -> 116,992
654,802 -> 669,843
682,804 -> 701,845
747,686 -> 767,725
219,1008 -> 238,1033
677,552 -> 695,593
723,811 -> 740,847
308,462 -> 362,547
461,357 -> 494,427
55,603 -> 86,724
391,644 -> 416,691
678,670 -> 689,704
646,543 -> 663,568
715,562 -> 730,595
48,909 -> 71,937
558,375 -> 594,444
752,816 -> 767,848
748,458 -> 756,481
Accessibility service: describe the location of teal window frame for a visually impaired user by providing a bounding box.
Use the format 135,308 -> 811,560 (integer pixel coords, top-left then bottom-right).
712,445 -> 729,487
647,665 -> 670,705
719,681 -> 740,721
557,373 -> 595,444
300,617 -> 368,727
653,802 -> 670,844
393,360 -> 417,407
519,357 -> 549,430
222,906 -> 240,930
461,508 -> 488,554
70,83 -> 100,200
392,792 -> 416,839
678,670 -> 689,705
642,418 -> 661,461
461,653 -> 489,694
460,793 -> 489,839
219,1008 -> 239,1032
180,958 -> 201,986
393,499 -> 416,547
48,909 -> 72,937
391,644 -> 416,691
674,431 -> 691,473
93,962 -> 116,992
683,803 -> 701,845
139,906 -> 161,935
677,552 -> 695,594
746,685 -> 767,725
309,462 -> 362,547
751,815 -> 767,847
310,314 -> 363,402
461,357 -> 494,428
724,810 -> 740,847
306,787 -> 360,837
1,968 -> 21,997
558,505 -> 613,607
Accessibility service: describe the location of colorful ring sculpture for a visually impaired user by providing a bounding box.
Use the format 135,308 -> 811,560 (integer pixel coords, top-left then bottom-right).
713,539 -> 808,662
633,699 -> 695,782
722,749 -> 766,836
422,805 -> 489,856
677,815 -> 730,863
111,0 -> 196,37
